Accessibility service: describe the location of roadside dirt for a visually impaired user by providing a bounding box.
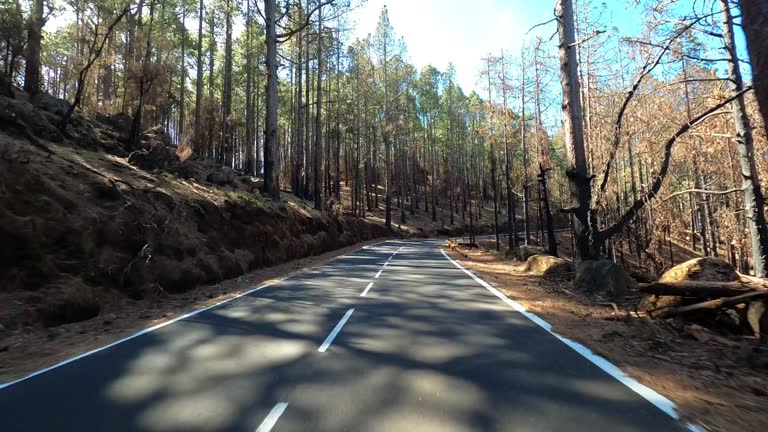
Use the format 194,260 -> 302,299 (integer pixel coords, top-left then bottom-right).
447,245 -> 768,432
0,238 -> 386,384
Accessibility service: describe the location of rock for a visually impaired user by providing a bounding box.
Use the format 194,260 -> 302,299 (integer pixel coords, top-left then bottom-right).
573,260 -> 636,298
233,176 -> 262,194
659,257 -> 738,283
0,96 -> 64,143
143,125 -> 172,147
524,254 -> 575,278
641,257 -> 739,311
747,299 -> 767,340
506,245 -> 546,261
0,74 -> 11,98
30,91 -> 71,117
95,112 -> 132,136
127,140 -> 179,171
207,167 -> 236,186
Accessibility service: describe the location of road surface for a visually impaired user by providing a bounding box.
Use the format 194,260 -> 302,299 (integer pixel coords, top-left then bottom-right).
0,240 -> 687,431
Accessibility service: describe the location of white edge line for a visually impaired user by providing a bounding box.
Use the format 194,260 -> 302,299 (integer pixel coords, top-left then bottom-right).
255,402 -> 289,432
440,249 -> 704,431
382,262 -> 388,267
318,308 -> 355,352
360,282 -> 374,297
374,270 -> 383,278
0,276 -> 293,390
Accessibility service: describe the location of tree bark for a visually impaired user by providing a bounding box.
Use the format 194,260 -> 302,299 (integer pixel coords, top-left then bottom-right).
263,0 -> 281,200
739,0 -> 768,131
721,0 -> 768,277
179,7 -> 186,145
314,5 -> 323,211
222,0 -> 233,167
193,0 -> 204,153
23,0 -> 44,95
557,0 -> 593,260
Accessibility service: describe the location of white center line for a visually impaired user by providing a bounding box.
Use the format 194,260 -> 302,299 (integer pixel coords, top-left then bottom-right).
382,262 -> 388,267
360,282 -> 374,297
374,269 -> 383,278
255,402 -> 289,432
318,308 -> 355,352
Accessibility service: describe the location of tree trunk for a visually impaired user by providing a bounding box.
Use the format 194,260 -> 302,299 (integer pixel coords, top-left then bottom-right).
263,0 -> 280,200
739,0 -> 768,130
129,0 -> 156,150
244,0 -> 255,175
501,50 -> 516,249
557,0 -> 593,260
23,0 -> 44,94
313,6 -> 324,211
222,0 -> 233,167
194,0 -> 204,153
178,7 -> 186,145
721,0 -> 768,277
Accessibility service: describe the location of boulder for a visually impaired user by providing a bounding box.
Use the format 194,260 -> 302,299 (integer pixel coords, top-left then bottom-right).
525,254 -> 575,278
30,91 -> 71,117
641,257 -> 739,311
143,125 -> 172,147
127,140 -> 179,171
573,260 -> 636,298
95,112 -> 132,136
207,167 -> 236,186
0,96 -> 64,143
0,73 -> 11,98
233,176 -> 263,194
506,244 -> 546,261
659,257 -> 738,283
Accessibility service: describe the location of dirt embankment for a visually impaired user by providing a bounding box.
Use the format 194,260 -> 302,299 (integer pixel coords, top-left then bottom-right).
0,94 -> 388,333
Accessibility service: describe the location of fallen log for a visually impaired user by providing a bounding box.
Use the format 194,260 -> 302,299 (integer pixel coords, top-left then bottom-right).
658,290 -> 768,318
638,280 -> 768,298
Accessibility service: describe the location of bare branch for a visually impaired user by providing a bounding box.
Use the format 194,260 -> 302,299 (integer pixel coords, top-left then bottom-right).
661,187 -> 744,202
276,0 -> 336,42
598,86 -> 753,241
525,17 -> 557,36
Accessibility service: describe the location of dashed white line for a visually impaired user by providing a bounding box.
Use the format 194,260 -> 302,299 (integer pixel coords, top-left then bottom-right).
374,269 -> 383,278
255,402 -> 288,432
360,282 -> 374,297
318,308 -> 355,352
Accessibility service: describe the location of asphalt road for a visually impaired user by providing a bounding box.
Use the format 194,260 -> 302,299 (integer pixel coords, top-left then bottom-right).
0,240 -> 687,431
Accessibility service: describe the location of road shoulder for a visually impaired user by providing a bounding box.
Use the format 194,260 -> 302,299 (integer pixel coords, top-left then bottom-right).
446,246 -> 768,432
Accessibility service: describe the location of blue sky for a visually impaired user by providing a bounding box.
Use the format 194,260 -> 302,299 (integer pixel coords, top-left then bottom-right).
350,0 -> 748,93
350,0 -> 644,93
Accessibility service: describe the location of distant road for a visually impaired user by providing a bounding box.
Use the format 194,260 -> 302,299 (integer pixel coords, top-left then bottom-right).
0,240 -> 686,431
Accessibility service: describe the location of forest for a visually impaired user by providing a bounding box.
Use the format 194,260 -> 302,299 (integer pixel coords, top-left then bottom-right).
2,0 -> 768,429
3,0 -> 768,270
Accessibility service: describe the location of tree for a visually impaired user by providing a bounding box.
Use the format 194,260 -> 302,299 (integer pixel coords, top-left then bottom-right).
262,0 -> 334,201
719,0 -> 768,277
61,3 -> 131,131
373,6 -> 396,229
556,0 -> 592,260
193,0 -> 204,152
739,0 -> 768,130
23,0 -> 46,94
